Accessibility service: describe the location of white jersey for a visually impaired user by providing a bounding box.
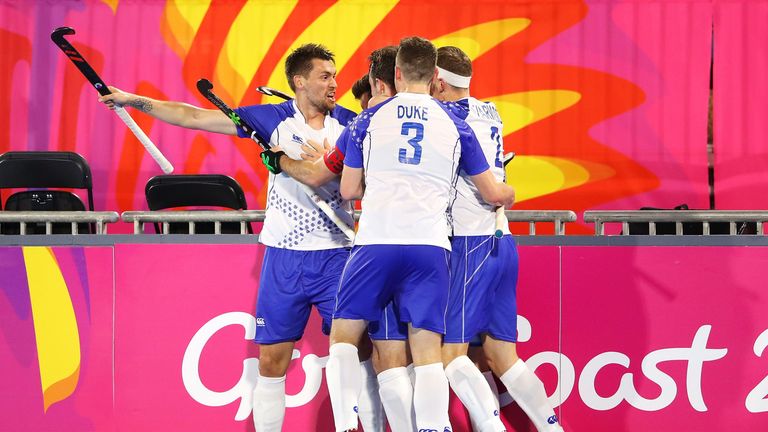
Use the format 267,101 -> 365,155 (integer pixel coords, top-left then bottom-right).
444,97 -> 510,236
339,92 -> 489,249
235,100 -> 357,250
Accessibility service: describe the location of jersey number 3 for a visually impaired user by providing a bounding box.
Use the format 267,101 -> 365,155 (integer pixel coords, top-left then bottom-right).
399,122 -> 423,165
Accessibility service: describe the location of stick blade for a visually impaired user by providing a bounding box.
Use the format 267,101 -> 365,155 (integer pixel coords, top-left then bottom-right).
51,26 -> 75,41
196,78 -> 213,94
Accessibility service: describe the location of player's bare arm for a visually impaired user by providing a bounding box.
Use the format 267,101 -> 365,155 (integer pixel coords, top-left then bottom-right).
470,169 -> 516,207
276,138 -> 338,187
340,165 -> 364,200
99,86 -> 237,135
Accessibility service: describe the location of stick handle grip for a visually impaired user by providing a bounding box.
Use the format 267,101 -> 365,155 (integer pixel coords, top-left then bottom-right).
114,106 -> 174,174
494,206 -> 506,238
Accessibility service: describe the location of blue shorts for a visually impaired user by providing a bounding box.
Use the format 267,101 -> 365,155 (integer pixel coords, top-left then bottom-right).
334,244 -> 450,334
368,301 -> 408,341
444,235 -> 519,343
255,246 -> 349,344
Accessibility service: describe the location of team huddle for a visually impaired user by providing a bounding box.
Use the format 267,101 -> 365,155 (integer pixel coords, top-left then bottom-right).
100,36 -> 563,432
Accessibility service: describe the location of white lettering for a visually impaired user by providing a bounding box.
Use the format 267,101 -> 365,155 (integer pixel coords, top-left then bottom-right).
181,312 -> 329,421
577,325 -> 726,412
579,352 -> 630,410
182,315 -> 731,419
181,312 -> 259,421
745,328 -> 768,413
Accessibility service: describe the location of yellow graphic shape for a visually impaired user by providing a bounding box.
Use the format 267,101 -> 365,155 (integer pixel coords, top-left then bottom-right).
264,0 -> 399,104
508,155 -> 615,202
215,0 -> 298,105
99,0 -> 118,14
161,0 -> 212,59
336,17 -> 530,108
487,90 -> 581,134
22,247 -> 81,413
432,18 -> 531,60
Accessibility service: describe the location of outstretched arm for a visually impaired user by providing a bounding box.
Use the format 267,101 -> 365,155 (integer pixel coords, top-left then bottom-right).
99,86 -> 237,136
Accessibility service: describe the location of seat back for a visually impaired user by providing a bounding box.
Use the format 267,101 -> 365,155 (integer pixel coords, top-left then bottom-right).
0,151 -> 93,210
0,151 -> 94,234
2,191 -> 88,234
144,174 -> 251,234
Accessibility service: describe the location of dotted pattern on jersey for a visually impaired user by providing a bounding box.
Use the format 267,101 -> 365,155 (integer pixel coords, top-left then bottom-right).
272,190 -> 346,248
441,100 -> 470,121
349,111 -> 371,151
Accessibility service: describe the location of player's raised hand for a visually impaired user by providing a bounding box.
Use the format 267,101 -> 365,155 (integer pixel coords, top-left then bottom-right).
301,138 -> 331,161
98,86 -> 133,110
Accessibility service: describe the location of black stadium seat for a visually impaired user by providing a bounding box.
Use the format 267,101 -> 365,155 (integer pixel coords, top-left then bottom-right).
0,151 -> 94,234
144,174 -> 252,234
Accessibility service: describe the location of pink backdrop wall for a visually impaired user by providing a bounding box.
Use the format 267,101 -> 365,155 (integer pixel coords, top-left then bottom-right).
0,0 -> 724,235
2,243 -> 767,431
713,0 -> 768,209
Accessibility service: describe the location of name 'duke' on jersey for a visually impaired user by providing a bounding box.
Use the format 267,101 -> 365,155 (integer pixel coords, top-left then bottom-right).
397,105 -> 429,120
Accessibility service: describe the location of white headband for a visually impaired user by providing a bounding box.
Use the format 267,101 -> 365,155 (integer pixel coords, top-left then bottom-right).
437,66 -> 471,88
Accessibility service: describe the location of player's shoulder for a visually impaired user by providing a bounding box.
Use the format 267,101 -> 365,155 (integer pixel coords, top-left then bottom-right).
238,99 -> 296,120
435,98 -> 470,122
329,104 -> 358,126
356,97 -> 397,125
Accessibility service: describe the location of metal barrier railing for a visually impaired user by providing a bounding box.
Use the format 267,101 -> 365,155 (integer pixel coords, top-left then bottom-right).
504,210 -> 578,235
122,210 -> 266,234
0,211 -> 119,234
584,210 -> 768,236
122,209 -> 577,235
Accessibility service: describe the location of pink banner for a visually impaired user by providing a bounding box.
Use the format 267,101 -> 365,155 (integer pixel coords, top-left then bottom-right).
561,246 -> 768,430
3,243 -> 767,430
0,246 -> 114,431
111,244 -> 561,431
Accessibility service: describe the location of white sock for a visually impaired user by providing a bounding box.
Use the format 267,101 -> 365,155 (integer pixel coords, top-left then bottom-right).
358,360 -> 385,432
445,356 -> 506,432
413,362 -> 452,431
252,374 -> 286,432
406,363 -> 416,387
500,359 -> 563,432
377,367 -> 415,432
326,343 -> 361,432
483,370 -> 501,411
471,370 -> 500,432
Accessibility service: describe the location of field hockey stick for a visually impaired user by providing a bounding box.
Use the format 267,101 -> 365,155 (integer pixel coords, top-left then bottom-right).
196,79 -> 355,240
256,86 -> 293,101
494,152 -> 516,238
51,27 -> 173,174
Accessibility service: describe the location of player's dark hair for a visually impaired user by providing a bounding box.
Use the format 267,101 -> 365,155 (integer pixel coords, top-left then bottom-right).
396,36 -> 437,83
285,43 -> 335,91
436,46 -> 473,81
351,74 -> 371,100
368,46 -> 398,90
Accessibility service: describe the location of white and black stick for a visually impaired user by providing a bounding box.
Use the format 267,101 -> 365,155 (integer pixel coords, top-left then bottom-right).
256,86 -> 293,101
494,152 -> 516,238
51,26 -> 173,174
196,79 -> 355,240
